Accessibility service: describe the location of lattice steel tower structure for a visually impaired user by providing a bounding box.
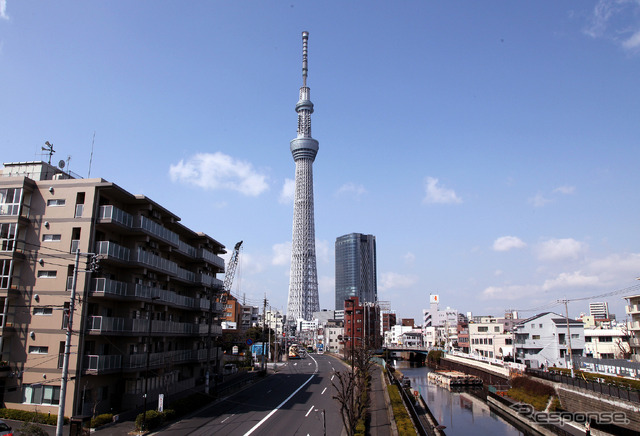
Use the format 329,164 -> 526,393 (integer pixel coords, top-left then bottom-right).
287,31 -> 320,322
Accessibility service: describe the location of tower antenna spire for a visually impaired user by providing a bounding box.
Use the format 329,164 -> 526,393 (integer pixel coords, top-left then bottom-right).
302,31 -> 309,87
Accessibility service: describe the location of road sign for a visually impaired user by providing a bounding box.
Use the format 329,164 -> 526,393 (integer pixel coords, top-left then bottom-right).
246,338 -> 253,346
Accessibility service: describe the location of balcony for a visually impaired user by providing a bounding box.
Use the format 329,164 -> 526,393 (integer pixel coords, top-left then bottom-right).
83,354 -> 122,372
176,240 -> 197,257
91,277 -> 129,297
626,304 -> 640,315
198,323 -> 222,336
176,266 -> 196,283
196,273 -> 223,288
630,321 -> 640,331
133,216 -> 179,247
96,241 -> 130,262
135,248 -> 177,275
98,205 -> 134,228
87,316 -> 200,335
197,248 -> 225,269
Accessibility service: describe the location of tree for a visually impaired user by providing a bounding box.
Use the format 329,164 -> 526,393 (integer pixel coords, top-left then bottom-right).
331,369 -> 361,436
616,321 -> 633,360
332,341 -> 374,436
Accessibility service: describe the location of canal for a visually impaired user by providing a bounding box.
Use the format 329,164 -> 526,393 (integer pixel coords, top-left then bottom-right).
395,361 -> 526,436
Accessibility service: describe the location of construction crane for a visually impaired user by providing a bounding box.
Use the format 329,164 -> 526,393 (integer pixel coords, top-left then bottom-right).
221,241 -> 243,303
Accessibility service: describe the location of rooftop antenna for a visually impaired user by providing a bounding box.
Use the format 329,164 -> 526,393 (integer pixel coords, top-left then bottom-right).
42,141 -> 55,165
88,131 -> 95,178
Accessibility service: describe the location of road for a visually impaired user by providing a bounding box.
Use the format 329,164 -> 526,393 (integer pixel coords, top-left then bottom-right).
158,353 -> 346,435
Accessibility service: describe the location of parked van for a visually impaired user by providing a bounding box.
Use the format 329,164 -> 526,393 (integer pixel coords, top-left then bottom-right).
223,363 -> 238,375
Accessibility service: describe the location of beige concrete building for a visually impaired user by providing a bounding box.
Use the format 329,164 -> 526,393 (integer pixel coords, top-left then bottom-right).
625,293 -> 640,362
0,161 -> 226,418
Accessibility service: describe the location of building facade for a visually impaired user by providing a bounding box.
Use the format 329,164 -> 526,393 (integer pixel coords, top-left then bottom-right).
0,161 -> 226,417
422,294 -> 458,328
335,233 -> 377,310
344,297 -> 381,359
287,31 -> 320,323
624,294 -> 640,362
514,312 -> 585,369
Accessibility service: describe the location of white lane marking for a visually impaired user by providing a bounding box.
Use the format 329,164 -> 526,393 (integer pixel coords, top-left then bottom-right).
305,405 -> 314,417
331,375 -> 334,381
321,387 -> 327,395
244,353 -> 319,436
221,414 -> 235,423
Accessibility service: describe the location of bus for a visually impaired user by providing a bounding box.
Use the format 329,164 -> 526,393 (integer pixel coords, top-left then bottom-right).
288,344 -> 301,359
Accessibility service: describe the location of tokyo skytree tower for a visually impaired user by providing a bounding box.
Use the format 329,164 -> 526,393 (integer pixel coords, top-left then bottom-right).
287,31 -> 320,322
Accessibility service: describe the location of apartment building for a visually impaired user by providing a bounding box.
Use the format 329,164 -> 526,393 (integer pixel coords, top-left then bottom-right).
584,328 -> 630,359
624,293 -> 640,362
344,297 -> 381,359
468,317 -> 514,359
514,312 -> 584,369
0,161 -> 226,417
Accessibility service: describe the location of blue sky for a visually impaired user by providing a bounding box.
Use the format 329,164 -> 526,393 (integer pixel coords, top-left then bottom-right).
1,1 -> 640,323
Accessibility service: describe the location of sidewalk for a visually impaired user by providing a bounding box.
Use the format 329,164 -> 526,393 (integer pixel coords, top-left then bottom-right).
368,365 -> 393,436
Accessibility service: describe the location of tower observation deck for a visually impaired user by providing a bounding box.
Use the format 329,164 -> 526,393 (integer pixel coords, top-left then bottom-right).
287,31 -> 320,323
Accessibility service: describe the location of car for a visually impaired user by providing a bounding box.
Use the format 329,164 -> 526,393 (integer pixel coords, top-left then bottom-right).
0,420 -> 12,436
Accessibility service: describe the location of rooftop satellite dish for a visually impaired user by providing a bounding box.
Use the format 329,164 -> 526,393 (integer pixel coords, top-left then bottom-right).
58,160 -> 65,169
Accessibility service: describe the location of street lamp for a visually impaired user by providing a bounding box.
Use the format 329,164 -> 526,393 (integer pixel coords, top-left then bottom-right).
142,296 -> 159,433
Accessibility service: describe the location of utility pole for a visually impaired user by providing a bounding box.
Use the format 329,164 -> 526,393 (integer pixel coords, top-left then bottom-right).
142,296 -> 159,432
56,249 -> 80,436
561,299 -> 575,378
262,295 -> 267,371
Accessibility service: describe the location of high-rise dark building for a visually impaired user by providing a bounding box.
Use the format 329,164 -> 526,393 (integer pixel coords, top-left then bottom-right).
335,233 -> 377,310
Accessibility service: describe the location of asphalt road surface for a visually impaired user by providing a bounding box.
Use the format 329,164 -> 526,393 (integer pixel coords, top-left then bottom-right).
158,353 -> 346,435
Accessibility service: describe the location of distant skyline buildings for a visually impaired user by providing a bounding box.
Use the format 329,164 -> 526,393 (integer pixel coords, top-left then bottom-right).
286,31 -> 320,323
335,233 -> 377,310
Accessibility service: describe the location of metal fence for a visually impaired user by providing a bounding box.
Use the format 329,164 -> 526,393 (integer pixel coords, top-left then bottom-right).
527,369 -> 640,403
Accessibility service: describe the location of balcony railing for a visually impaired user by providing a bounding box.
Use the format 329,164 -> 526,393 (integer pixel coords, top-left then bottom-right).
176,266 -> 196,283
133,216 -> 180,247
83,354 -> 122,372
88,316 -> 200,335
196,273 -> 223,288
91,277 -> 129,296
96,241 -> 130,262
626,304 -> 640,315
98,205 -> 134,227
177,240 -> 197,257
135,248 -> 177,275
197,248 -> 225,269
630,321 -> 640,331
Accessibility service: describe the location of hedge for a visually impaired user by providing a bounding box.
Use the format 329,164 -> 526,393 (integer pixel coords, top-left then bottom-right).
387,384 -> 416,436
0,408 -> 66,425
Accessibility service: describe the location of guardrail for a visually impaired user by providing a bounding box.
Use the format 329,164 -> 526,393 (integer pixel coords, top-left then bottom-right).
526,368 -> 640,403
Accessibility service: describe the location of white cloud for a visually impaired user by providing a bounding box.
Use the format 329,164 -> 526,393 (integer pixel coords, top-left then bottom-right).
542,271 -> 600,291
0,0 -> 8,20
622,29 -> 640,50
584,0 -> 640,53
423,177 -> 461,204
536,238 -> 586,261
553,185 -> 575,195
529,192 -> 551,207
378,272 -> 418,291
404,252 -> 416,264
271,242 -> 291,266
493,236 -> 526,252
169,152 -> 268,196
337,182 -> 367,197
588,252 -> 640,279
481,284 -> 536,301
279,178 -> 295,204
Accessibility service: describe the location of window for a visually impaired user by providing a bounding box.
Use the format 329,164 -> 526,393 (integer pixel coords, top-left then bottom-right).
47,199 -> 66,206
23,384 -> 60,405
0,223 -> 17,251
599,336 -> 612,342
585,336 -> 592,342
0,188 -> 22,216
539,324 -> 543,328
532,335 -> 540,340
33,308 -> 53,315
0,259 -> 11,289
494,326 -> 500,332
42,234 -> 62,242
478,326 -> 488,332
29,346 -> 48,354
37,270 -> 57,278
